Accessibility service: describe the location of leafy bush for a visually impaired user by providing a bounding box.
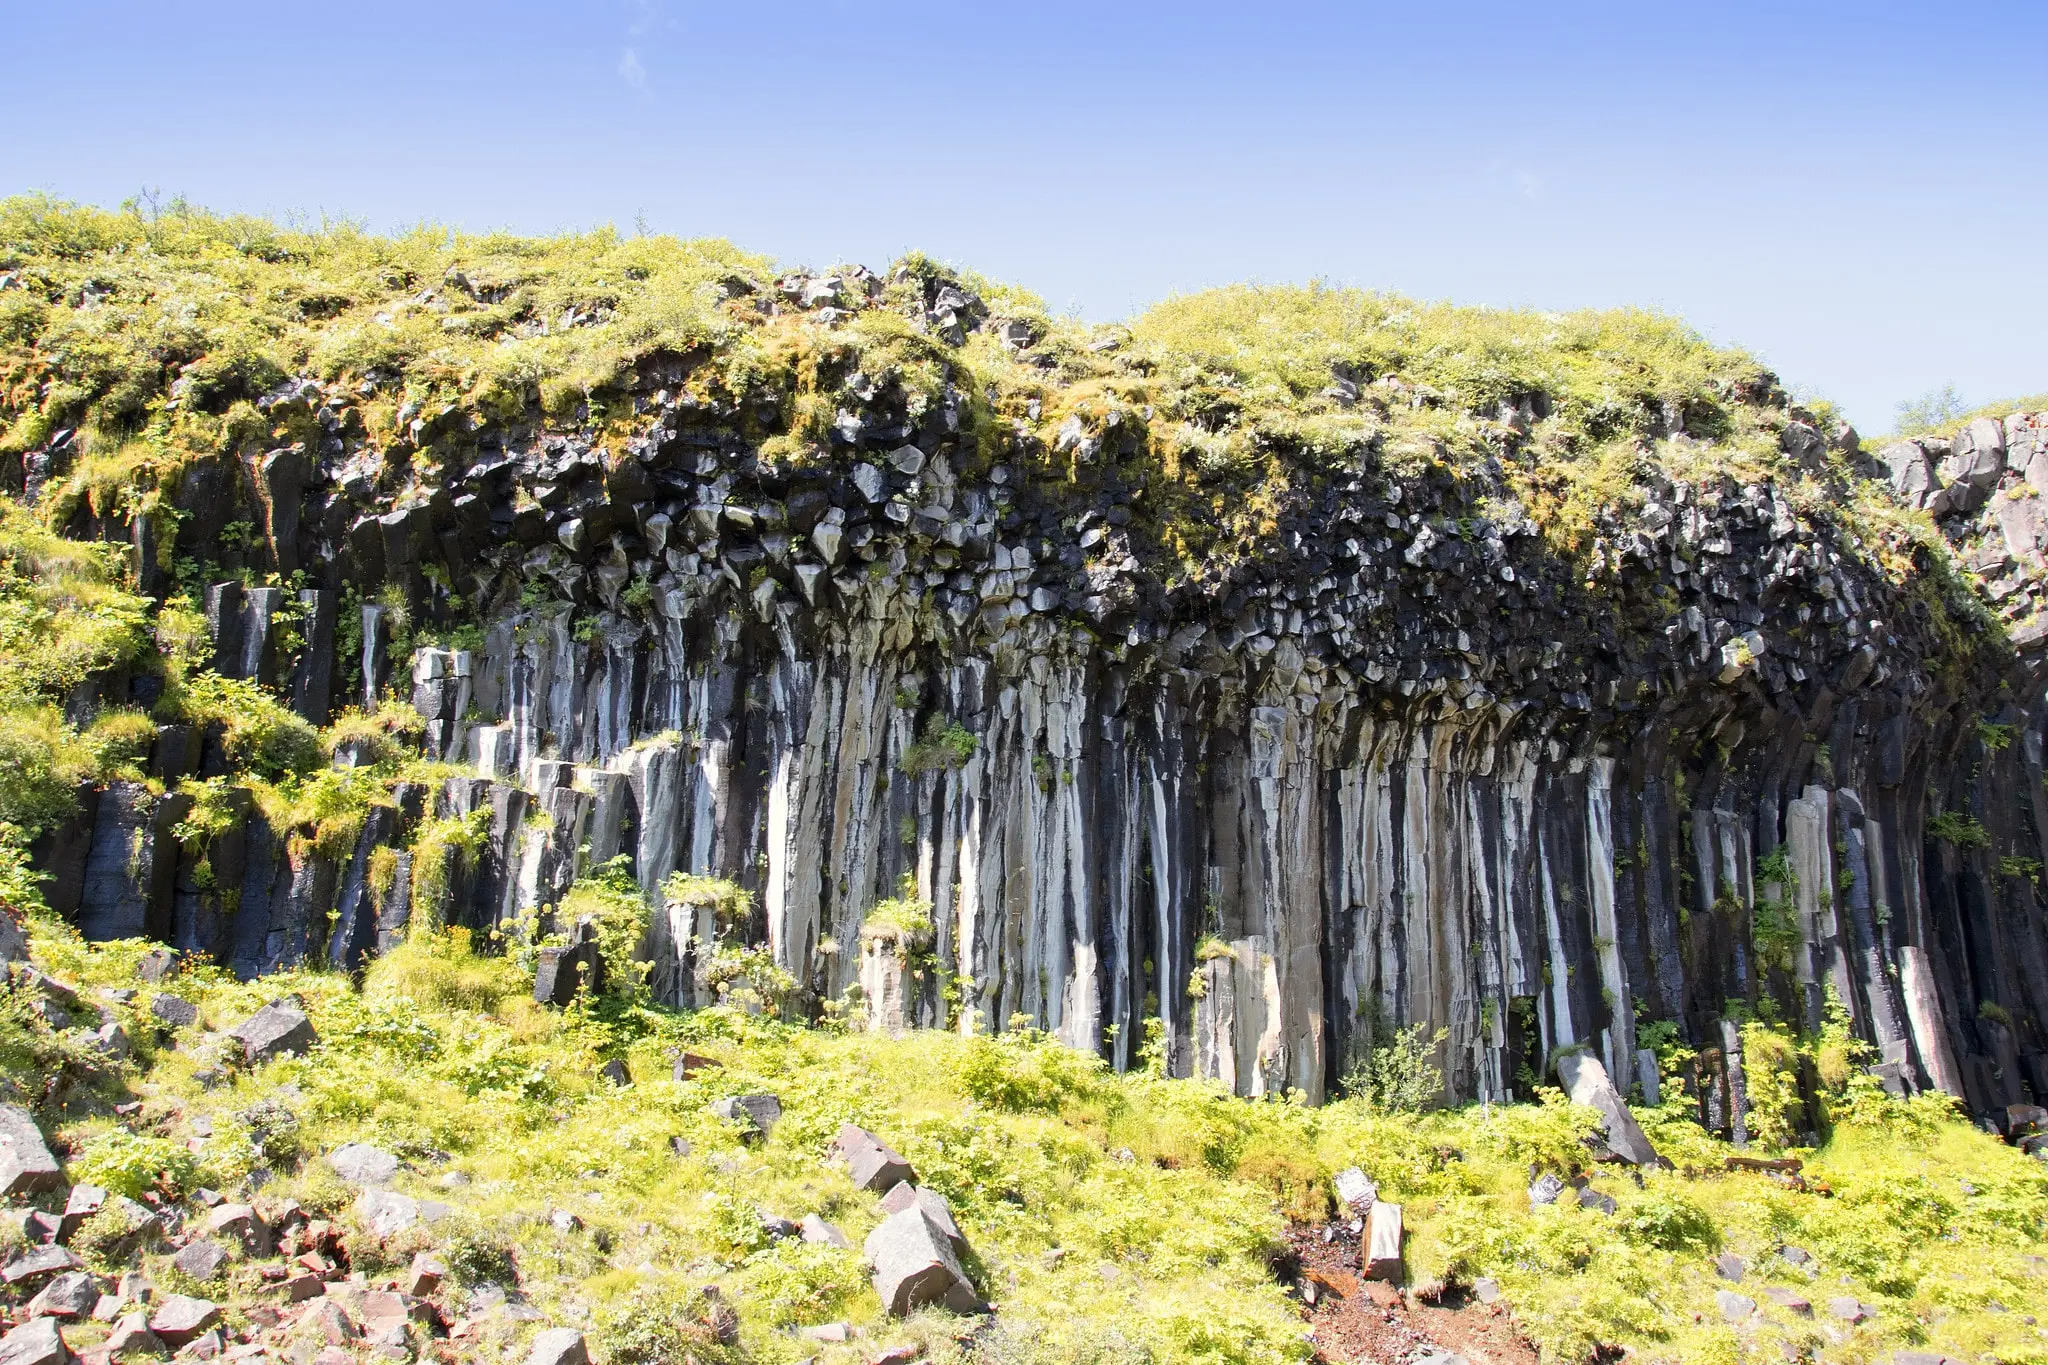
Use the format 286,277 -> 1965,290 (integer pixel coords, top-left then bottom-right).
1928,810 -> 1992,850
1341,1022 -> 1448,1113
595,1282 -> 732,1365
957,1030 -> 1109,1112
69,1127 -> 199,1200
557,857 -> 653,1000
175,672 -> 322,779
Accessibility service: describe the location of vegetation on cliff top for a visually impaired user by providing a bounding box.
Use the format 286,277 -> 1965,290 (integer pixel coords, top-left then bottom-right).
8,898 -> 2048,1365
0,192 -> 1908,579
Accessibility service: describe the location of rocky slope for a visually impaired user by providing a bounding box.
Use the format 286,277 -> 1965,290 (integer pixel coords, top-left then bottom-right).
2,196 -> 2045,1134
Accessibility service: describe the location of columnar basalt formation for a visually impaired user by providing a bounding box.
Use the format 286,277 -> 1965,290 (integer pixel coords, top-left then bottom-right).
9,225 -> 2047,1126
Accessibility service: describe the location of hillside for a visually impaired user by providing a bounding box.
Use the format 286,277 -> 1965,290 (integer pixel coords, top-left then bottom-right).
2,193 -> 2048,1364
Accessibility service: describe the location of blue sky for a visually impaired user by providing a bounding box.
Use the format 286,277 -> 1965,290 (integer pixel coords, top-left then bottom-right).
3,1 -> 2042,431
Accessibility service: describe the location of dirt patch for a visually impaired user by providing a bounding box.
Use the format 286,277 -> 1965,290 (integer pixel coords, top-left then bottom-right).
1284,1222 -> 1541,1365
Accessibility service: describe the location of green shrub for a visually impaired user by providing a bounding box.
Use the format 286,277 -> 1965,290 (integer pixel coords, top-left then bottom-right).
1341,1022 -> 1448,1113
557,857 -> 653,1001
69,1127 -> 199,1200
175,673 -> 323,779
957,1030 -> 1109,1112
1928,810 -> 1991,850
594,1281 -> 732,1365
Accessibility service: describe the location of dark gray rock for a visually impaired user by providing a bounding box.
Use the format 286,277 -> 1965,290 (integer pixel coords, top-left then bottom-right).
230,1001 -> 316,1063
526,1327 -> 589,1365
1,1245 -> 81,1285
1555,1052 -> 1662,1167
1714,1252 -> 1746,1282
147,1294 -> 220,1346
1576,1188 -> 1617,1215
149,994 -> 199,1029
1528,1172 -> 1566,1207
533,919 -> 603,1006
172,1239 -> 228,1282
24,1272 -> 97,1319
205,1203 -> 272,1257
864,1204 -> 981,1316
833,1124 -> 915,1192
0,1317 -> 69,1365
711,1093 -> 782,1138
0,1105 -> 61,1197
329,1142 -> 400,1187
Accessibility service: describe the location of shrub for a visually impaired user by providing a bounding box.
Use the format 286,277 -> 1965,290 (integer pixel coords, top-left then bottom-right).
365,928 -> 527,1015
595,1282 -> 731,1365
957,1030 -> 1108,1112
69,1127 -> 199,1200
1928,810 -> 1991,850
557,857 -> 653,1001
175,673 -> 323,779
1341,1022 -> 1448,1113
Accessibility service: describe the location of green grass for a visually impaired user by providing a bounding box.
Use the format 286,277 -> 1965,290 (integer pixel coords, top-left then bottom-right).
11,896 -> 2048,1365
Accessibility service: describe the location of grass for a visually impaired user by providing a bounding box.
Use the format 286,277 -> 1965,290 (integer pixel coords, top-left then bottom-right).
10,891 -> 2048,1365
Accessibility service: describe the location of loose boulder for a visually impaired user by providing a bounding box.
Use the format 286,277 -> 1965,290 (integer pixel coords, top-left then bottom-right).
711,1094 -> 782,1138
1333,1166 -> 1377,1210
25,1272 -> 98,1320
148,1294 -> 220,1346
879,1182 -> 964,1250
3,1246 -> 83,1285
833,1124 -> 915,1192
230,1002 -> 317,1064
0,1317 -> 69,1365
328,1143 -> 400,1187
149,994 -> 199,1030
527,1327 -> 590,1365
172,1238 -> 228,1282
1364,1200 -> 1403,1280
206,1203 -> 272,1257
1554,1051 -> 1662,1167
800,1214 -> 850,1249
865,1205 -> 982,1316
0,1105 -> 62,1197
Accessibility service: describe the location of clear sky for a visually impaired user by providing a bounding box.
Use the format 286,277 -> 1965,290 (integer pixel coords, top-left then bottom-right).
3,1 -> 2042,433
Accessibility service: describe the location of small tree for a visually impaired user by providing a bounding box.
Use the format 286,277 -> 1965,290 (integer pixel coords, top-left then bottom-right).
1341,1022 -> 1448,1113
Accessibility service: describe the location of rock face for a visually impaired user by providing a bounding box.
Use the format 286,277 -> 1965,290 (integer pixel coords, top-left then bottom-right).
22,247 -> 2048,1127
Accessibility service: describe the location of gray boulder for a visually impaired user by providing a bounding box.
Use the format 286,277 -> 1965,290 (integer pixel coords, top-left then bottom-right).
1880,440 -> 1943,510
800,1213 -> 850,1248
1528,1172 -> 1566,1207
1714,1252 -> 1746,1281
1333,1166 -> 1377,1209
711,1094 -> 782,1138
1715,1290 -> 1756,1323
329,1142 -> 400,1187
1555,1051 -> 1662,1167
864,1205 -> 982,1316
205,1202 -> 272,1256
172,1238 -> 228,1282
102,1314 -> 158,1358
1943,417 -> 2008,514
25,1272 -> 98,1320
833,1124 -> 915,1192
527,1327 -> 590,1365
230,1001 -> 316,1063
147,1294 -> 220,1346
0,1106 -> 61,1198
0,1317 -> 69,1365
149,994 -> 199,1029
879,1182 -> 964,1250
2,1246 -> 82,1285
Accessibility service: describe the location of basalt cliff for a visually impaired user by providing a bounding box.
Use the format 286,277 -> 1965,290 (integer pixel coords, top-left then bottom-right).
5,200 -> 2046,1129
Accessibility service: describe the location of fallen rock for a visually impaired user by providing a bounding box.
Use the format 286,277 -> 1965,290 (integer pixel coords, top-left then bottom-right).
599,1059 -> 630,1086
230,1002 -> 316,1064
147,1294 -> 220,1346
711,1094 -> 782,1138
205,1203 -> 272,1256
1714,1253 -> 1745,1281
833,1124 -> 915,1192
26,1272 -> 98,1320
356,1190 -> 447,1238
1760,1287 -> 1812,1316
0,1317 -> 69,1365
149,995 -> 199,1030
103,1311 -> 160,1357
526,1327 -> 589,1365
135,948 -> 177,984
1528,1172 -> 1566,1207
404,1252 -> 446,1298
1333,1166 -> 1377,1210
328,1143 -> 400,1187
1828,1295 -> 1876,1324
865,1205 -> 982,1316
1555,1051 -> 1662,1167
1890,1354 -> 1965,1365
802,1322 -> 851,1342
0,1105 -> 62,1197
800,1214 -> 850,1249
869,1347 -> 923,1365
1715,1290 -> 1756,1323
1472,1276 -> 1503,1305
56,1185 -> 106,1243
3,1246 -> 83,1285
671,1052 -> 718,1080
879,1182 -> 964,1249
1364,1200 -> 1403,1280
171,1239 -> 228,1282
1576,1188 -> 1617,1215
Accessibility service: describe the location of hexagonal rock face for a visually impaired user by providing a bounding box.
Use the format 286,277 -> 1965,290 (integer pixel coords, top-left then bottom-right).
148,1294 -> 221,1346
0,1105 -> 61,1198
864,1206 -> 982,1316
833,1124 -> 915,1192
0,1316 -> 70,1365
230,1002 -> 317,1063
